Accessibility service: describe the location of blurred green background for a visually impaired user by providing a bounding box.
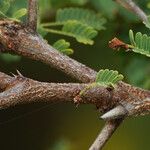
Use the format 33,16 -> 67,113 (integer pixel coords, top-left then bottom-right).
0,0 -> 150,150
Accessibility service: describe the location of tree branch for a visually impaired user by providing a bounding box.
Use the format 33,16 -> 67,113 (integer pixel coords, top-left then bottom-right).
0,0 -> 149,149
89,119 -> 123,150
0,19 -> 150,149
0,71 -> 150,150
0,71 -> 112,109
0,71 -> 149,114
0,20 -> 96,83
115,0 -> 148,23
27,0 -> 38,31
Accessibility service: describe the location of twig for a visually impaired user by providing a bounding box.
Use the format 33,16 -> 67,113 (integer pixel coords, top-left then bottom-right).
115,0 -> 148,23
27,0 -> 38,31
89,119 -> 123,150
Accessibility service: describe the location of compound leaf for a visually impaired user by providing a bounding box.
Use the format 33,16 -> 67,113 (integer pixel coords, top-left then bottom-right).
62,21 -> 98,45
53,39 -> 73,55
96,69 -> 124,87
56,7 -> 106,30
129,29 -> 150,57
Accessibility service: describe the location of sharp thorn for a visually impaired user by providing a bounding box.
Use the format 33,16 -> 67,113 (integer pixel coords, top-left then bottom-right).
100,105 -> 128,120
16,70 -> 24,77
10,72 -> 17,78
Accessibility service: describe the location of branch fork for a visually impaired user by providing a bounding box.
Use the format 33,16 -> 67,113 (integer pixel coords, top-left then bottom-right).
0,0 -> 150,150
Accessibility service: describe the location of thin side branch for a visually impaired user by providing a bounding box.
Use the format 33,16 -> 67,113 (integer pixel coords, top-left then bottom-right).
89,119 -> 123,150
27,0 -> 38,31
115,0 -> 148,23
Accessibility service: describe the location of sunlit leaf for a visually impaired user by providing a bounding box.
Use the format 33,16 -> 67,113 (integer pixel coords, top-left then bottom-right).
129,29 -> 150,57
96,69 -> 124,87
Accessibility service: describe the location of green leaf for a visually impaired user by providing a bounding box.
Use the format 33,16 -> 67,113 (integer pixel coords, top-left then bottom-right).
53,39 -> 73,55
12,8 -> 27,19
41,7 -> 105,45
0,0 -> 10,14
56,7 -> 106,30
0,0 -> 10,18
62,21 -> 98,45
129,30 -> 150,57
129,29 -> 136,46
91,0 -> 118,19
96,69 -> 124,87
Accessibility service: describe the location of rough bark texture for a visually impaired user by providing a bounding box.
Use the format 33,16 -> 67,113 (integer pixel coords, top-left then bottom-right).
0,0 -> 149,149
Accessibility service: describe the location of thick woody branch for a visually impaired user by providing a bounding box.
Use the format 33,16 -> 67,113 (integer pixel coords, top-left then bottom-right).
0,19 -> 150,150
0,19 -> 122,150
115,0 -> 148,23
0,72 -> 13,91
0,72 -> 119,109
27,0 -> 38,31
0,20 -> 96,83
0,71 -> 149,114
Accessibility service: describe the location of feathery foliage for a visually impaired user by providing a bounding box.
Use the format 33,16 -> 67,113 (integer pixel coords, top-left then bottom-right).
0,0 -> 27,21
79,69 -> 124,96
40,7 -> 106,45
53,39 -> 73,55
129,30 -> 150,57
62,21 -> 97,45
96,69 -> 124,87
56,8 -> 106,30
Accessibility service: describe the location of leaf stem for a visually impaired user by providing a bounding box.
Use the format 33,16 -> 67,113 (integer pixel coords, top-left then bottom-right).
41,22 -> 63,27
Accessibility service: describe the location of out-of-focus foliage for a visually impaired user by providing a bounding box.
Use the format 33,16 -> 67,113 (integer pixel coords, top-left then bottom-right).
0,53 -> 21,63
126,58 -> 150,89
56,8 -> 106,30
51,138 -> 72,150
0,0 -> 27,20
53,39 -> 73,55
90,0 -> 118,19
40,8 -> 106,45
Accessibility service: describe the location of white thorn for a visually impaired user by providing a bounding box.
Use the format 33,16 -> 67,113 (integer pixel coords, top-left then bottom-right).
16,70 -> 24,77
10,72 -> 17,78
101,105 -> 127,120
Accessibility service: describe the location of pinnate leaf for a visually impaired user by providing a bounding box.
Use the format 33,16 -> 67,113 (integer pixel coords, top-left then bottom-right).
129,29 -> 150,57
53,39 -> 73,55
96,69 -> 124,87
